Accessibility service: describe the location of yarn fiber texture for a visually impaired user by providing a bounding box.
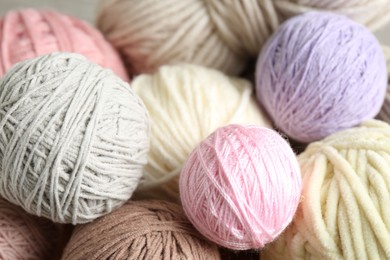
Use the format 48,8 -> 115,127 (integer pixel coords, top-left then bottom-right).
132,64 -> 270,201
62,200 -> 221,260
0,8 -> 128,80
0,52 -> 150,224
256,12 -> 387,143
180,124 -> 302,250
96,0 -> 390,76
262,119 -> 390,259
0,198 -> 61,260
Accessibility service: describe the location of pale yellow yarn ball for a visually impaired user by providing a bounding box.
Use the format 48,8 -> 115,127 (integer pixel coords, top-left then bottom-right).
96,0 -> 390,76
132,64 -> 271,200
262,119 -> 390,260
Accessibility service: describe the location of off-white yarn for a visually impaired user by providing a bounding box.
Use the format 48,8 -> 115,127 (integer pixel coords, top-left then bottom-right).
97,0 -> 390,76
0,52 -> 150,224
132,64 -> 270,201
378,46 -> 390,122
262,120 -> 390,260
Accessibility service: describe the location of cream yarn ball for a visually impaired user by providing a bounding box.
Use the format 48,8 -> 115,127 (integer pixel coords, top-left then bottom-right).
0,52 -> 150,224
96,0 -> 390,76
262,120 -> 390,260
132,64 -> 270,200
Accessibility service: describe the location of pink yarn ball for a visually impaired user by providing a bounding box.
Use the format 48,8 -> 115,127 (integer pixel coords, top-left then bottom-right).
0,9 -> 128,80
0,199 -> 61,260
180,124 -> 302,250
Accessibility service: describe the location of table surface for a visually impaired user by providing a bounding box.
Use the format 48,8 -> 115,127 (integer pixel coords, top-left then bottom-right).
0,0 -> 389,45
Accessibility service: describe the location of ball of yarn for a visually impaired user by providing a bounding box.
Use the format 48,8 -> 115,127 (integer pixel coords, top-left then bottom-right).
0,198 -> 61,260
132,64 -> 270,201
62,200 -> 221,260
96,0 -> 390,76
256,12 -> 387,143
378,46 -> 390,122
180,124 -> 302,250
262,119 -> 390,259
0,8 -> 128,80
0,52 -> 150,224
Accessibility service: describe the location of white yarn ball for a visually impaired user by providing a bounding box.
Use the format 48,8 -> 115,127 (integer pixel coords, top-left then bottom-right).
0,52 -> 150,224
132,64 -> 271,201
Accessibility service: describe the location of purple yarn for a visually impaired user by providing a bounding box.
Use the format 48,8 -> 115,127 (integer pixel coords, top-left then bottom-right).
256,12 -> 387,143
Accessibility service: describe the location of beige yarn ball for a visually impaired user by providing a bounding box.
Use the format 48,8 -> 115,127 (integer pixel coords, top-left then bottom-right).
132,64 -> 270,201
0,52 -> 150,224
262,120 -> 390,260
96,0 -> 390,76
378,46 -> 390,122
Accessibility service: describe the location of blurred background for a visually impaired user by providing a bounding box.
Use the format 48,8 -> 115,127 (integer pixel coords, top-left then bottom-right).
1,0 -> 389,45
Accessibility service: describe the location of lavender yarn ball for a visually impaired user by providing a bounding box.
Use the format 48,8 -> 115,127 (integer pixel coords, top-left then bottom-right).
256,12 -> 387,143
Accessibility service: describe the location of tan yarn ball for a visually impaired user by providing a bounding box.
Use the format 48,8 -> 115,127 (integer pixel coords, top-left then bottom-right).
62,200 -> 220,260
262,120 -> 390,260
97,0 -> 390,76
132,64 -> 270,201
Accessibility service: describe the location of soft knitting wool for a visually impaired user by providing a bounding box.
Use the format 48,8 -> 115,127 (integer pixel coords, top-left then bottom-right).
132,64 -> 270,201
256,12 -> 387,143
0,198 -> 60,260
0,52 -> 150,224
378,46 -> 390,122
96,0 -> 390,76
62,200 -> 221,260
180,124 -> 302,250
0,9 -> 128,80
262,119 -> 390,260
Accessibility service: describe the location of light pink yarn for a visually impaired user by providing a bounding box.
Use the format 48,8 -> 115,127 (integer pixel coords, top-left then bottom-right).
0,9 -> 128,80
0,199 -> 60,260
180,124 -> 302,250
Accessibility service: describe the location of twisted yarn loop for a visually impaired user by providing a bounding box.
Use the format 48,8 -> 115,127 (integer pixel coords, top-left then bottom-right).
62,200 -> 220,260
180,124 -> 302,250
97,0 -> 390,75
262,120 -> 390,260
0,199 -> 60,260
0,52 -> 150,224
256,12 -> 387,142
0,8 -> 128,80
132,64 -> 270,201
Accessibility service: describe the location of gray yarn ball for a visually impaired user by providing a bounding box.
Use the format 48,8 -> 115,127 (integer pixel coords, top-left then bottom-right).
0,52 -> 150,224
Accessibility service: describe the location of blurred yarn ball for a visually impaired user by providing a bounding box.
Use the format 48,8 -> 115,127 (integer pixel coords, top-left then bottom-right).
378,46 -> 390,122
96,0 -> 390,76
0,8 -> 128,80
0,52 -> 150,224
256,12 -> 387,143
180,124 -> 302,250
262,119 -> 390,259
0,198 -> 61,260
62,200 -> 220,260
132,64 -> 270,201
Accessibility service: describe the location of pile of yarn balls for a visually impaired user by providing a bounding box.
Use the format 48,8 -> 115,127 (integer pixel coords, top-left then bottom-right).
0,0 -> 389,259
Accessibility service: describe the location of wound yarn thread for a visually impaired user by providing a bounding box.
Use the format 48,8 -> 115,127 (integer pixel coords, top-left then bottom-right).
180,124 -> 302,250
61,200 -> 221,260
132,64 -> 270,201
262,119 -> 390,260
0,8 -> 128,80
0,198 -> 61,260
256,12 -> 387,143
0,52 -> 150,224
96,0 -> 390,76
